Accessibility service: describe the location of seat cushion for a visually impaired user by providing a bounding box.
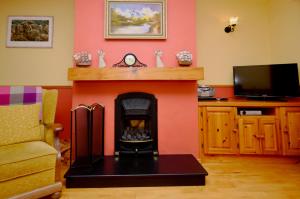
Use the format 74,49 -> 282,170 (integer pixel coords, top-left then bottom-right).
0,104 -> 42,146
0,169 -> 56,199
0,141 -> 57,182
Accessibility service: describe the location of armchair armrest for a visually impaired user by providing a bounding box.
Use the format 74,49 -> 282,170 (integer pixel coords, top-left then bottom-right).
44,123 -> 64,182
44,123 -> 63,155
45,123 -> 64,133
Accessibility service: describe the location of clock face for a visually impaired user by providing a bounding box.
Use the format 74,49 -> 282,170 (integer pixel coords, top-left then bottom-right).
124,54 -> 136,66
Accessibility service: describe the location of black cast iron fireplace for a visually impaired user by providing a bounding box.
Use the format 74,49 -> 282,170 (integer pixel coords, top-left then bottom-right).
115,92 -> 158,156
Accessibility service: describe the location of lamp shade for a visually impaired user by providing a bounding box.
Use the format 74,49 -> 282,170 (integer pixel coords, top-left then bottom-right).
229,16 -> 239,25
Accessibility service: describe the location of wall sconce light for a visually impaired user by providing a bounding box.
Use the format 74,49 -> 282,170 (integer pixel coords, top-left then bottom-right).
224,16 -> 239,33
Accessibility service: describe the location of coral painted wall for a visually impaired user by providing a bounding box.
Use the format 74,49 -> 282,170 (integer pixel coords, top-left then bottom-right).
54,87 -> 72,140
73,0 -> 199,157
74,0 -> 196,67
72,81 -> 199,156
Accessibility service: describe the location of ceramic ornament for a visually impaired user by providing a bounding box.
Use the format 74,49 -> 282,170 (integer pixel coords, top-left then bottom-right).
98,50 -> 106,68
155,50 -> 164,68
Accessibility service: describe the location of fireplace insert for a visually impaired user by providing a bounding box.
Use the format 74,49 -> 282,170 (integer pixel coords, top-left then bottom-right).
115,92 -> 158,156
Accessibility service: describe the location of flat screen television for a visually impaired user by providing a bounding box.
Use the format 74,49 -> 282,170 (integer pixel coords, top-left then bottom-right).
233,63 -> 300,100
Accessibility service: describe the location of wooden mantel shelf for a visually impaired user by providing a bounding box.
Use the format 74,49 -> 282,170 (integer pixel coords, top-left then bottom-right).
68,67 -> 204,81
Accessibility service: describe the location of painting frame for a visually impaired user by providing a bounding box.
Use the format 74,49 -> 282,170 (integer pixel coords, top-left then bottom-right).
105,0 -> 167,39
6,16 -> 54,48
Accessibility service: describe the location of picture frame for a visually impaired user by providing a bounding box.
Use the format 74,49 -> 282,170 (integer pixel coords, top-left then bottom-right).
6,16 -> 53,48
105,0 -> 167,39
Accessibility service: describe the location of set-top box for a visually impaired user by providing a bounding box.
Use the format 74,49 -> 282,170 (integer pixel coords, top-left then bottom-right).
240,110 -> 262,116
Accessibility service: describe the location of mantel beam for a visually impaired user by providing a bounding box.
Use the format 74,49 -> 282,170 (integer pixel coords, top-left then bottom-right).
68,67 -> 204,81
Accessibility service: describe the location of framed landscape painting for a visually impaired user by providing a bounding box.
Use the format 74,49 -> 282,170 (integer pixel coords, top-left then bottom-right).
105,0 -> 167,39
6,16 -> 53,48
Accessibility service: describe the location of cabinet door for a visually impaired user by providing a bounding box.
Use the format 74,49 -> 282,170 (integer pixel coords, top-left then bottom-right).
239,118 -> 259,154
280,108 -> 300,155
198,107 -> 205,159
203,107 -> 236,154
259,118 -> 278,155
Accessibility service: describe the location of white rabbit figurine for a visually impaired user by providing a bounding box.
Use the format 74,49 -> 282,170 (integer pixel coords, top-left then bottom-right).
98,50 -> 106,68
155,50 -> 164,68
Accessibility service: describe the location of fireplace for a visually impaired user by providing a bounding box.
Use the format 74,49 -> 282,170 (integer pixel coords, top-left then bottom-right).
66,79 -> 208,188
115,92 -> 158,156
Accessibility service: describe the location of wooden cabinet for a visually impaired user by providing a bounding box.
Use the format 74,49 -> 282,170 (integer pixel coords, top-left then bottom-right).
259,118 -> 278,154
238,117 -> 278,155
200,107 -> 237,154
238,118 -> 259,154
199,100 -> 300,157
280,107 -> 300,155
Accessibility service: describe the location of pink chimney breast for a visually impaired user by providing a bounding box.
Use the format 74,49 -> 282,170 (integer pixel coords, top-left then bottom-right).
73,0 -> 199,157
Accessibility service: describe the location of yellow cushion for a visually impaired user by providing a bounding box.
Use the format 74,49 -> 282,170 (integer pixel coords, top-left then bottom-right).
0,141 -> 57,182
0,104 -> 42,146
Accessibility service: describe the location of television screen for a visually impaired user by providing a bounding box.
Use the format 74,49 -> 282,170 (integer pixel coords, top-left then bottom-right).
233,63 -> 299,98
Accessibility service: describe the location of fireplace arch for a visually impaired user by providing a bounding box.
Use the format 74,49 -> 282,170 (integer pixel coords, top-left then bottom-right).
115,92 -> 158,156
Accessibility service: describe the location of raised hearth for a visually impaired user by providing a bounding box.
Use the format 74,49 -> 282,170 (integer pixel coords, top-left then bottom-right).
64,154 -> 208,188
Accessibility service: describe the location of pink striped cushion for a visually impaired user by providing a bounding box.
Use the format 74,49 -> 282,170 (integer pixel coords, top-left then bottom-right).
0,86 -> 42,119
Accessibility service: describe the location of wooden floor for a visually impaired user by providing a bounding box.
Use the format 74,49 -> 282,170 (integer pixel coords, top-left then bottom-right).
60,156 -> 300,199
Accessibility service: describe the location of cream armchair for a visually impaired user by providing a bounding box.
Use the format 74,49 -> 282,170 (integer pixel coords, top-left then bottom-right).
0,88 -> 62,199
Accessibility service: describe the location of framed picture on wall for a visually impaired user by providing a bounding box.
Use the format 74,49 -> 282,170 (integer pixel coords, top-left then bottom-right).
105,0 -> 167,39
6,16 -> 54,48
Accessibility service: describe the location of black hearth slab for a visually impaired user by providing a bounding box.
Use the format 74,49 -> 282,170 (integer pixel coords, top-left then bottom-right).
64,154 -> 208,188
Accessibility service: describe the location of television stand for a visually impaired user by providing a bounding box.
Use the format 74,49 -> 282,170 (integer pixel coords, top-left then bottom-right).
198,99 -> 300,156
246,96 -> 287,102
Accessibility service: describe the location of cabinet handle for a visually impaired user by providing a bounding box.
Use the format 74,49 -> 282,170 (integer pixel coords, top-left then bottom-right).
222,137 -> 228,143
254,135 -> 265,139
232,129 -> 238,133
217,128 -> 220,132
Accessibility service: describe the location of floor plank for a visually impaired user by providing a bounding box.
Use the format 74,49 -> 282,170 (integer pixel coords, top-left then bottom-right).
61,156 -> 300,199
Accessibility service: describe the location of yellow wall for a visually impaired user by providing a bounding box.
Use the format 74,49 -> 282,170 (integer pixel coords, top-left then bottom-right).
197,0 -> 300,85
196,0 -> 271,85
269,0 -> 300,64
0,0 -> 74,86
1,0 -> 299,86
